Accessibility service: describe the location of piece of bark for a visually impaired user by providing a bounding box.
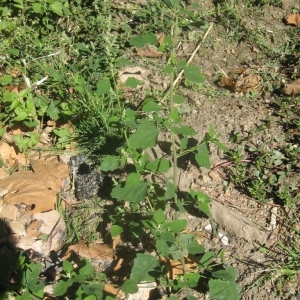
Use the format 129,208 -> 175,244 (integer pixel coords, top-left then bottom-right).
210,200 -> 268,245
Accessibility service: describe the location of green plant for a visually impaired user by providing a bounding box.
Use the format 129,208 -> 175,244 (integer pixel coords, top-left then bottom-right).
54,258 -> 106,299
92,1 -> 241,298
0,250 -> 45,299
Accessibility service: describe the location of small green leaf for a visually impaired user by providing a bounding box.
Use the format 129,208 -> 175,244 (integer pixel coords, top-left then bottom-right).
142,100 -> 160,112
156,239 -> 170,256
129,33 -> 157,48
208,279 -> 240,300
199,251 -> 214,267
63,260 -> 73,273
153,208 -> 166,224
32,3 -> 42,13
0,128 -> 5,137
128,120 -> 159,149
79,258 -> 94,277
37,233 -> 49,242
195,143 -> 210,169
130,253 -> 160,282
183,66 -> 205,84
0,75 -> 13,85
122,279 -> 138,294
50,1 -> 63,16
173,94 -> 184,104
163,65 -> 174,74
169,219 -> 187,233
111,225 -> 123,237
100,155 -> 119,171
97,78 -> 111,95
172,125 -> 196,136
125,77 -> 144,88
212,267 -> 237,282
165,181 -> 176,199
54,279 -> 73,296
111,181 -> 148,204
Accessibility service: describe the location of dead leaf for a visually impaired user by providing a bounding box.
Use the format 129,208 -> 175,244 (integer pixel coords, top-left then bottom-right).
157,34 -> 165,46
221,68 -> 260,92
160,256 -> 198,278
282,79 -> 300,95
63,240 -> 114,262
103,284 -> 119,296
0,160 -> 69,213
0,139 -> 27,168
26,219 -> 41,238
285,14 -> 300,26
136,45 -> 163,58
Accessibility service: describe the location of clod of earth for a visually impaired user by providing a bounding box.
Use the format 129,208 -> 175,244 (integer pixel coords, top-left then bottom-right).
282,79 -> 300,95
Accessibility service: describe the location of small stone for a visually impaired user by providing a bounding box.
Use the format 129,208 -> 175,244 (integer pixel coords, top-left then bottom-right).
0,204 -> 20,220
10,220 -> 26,236
208,170 -> 222,182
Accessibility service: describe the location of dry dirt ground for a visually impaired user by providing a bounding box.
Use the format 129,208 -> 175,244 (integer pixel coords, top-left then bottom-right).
126,1 -> 299,299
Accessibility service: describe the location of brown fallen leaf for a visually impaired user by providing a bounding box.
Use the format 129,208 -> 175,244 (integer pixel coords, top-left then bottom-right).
221,68 -> 260,92
62,240 -> 115,271
285,14 -> 300,26
282,79 -> 300,95
0,160 -> 69,213
160,256 -> 199,279
26,219 -> 42,238
136,45 -> 163,58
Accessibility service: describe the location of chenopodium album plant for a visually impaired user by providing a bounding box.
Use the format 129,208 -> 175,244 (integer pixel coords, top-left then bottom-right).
100,97 -> 240,297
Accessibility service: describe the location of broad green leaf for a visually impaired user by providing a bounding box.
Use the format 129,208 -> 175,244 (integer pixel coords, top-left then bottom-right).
130,253 -> 159,282
146,158 -> 170,173
129,33 -> 157,48
100,155 -> 119,171
169,219 -> 187,233
170,107 -> 181,123
111,225 -> 123,237
212,267 -> 237,282
199,251 -> 214,267
111,181 -> 147,204
163,65 -> 174,74
50,1 -> 63,16
46,101 -> 60,120
0,75 -> 13,85
54,279 -> 73,296
128,120 -> 159,149
8,48 -> 20,56
97,78 -> 111,95
125,77 -> 143,88
82,284 -> 103,299
172,125 -> 196,136
195,143 -> 210,168
173,94 -> 184,104
183,272 -> 200,288
156,239 -> 170,256
32,3 -> 42,13
165,181 -> 176,199
180,136 -> 188,151
183,66 -> 205,84
208,279 -> 240,300
122,279 -> 138,294
158,159 -> 170,173
178,234 -> 204,255
79,258 -> 94,277
153,208 -> 165,224
62,260 -> 73,273
142,100 -> 160,112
